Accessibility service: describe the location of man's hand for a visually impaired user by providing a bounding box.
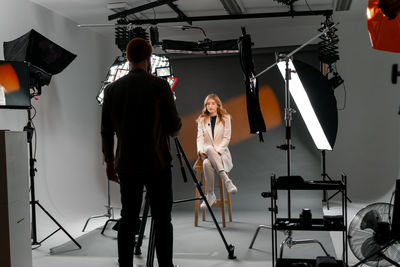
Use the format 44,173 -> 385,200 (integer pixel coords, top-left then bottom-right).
106,161 -> 120,184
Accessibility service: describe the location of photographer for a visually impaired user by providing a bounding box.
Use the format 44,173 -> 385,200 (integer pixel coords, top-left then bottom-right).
101,38 -> 181,267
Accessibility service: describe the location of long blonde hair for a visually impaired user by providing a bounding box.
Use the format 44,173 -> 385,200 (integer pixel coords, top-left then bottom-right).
196,94 -> 230,126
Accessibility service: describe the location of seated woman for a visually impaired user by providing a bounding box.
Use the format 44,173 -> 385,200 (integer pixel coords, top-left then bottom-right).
196,94 -> 238,210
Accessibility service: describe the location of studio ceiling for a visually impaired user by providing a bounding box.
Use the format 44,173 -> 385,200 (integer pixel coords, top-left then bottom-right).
29,0 -> 359,42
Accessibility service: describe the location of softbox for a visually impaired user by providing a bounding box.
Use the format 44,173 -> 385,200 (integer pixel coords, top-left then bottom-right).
238,28 -> 266,140
3,29 -> 77,75
292,59 -> 338,149
162,39 -> 238,54
3,29 -> 76,96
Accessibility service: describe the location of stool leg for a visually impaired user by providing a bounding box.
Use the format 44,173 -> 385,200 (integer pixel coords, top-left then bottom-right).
194,167 -> 203,226
219,176 -> 226,228
225,185 -> 232,222
194,181 -> 200,227
202,172 -> 206,222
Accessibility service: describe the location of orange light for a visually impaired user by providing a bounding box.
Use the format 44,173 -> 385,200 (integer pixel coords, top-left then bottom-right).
367,0 -> 400,52
367,7 -> 373,19
0,64 -> 20,93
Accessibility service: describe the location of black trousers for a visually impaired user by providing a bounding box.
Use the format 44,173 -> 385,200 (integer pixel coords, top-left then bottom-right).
118,168 -> 174,267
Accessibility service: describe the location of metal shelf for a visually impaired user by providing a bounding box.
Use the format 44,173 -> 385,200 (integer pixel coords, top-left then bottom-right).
270,174 -> 348,267
276,258 -> 345,267
274,218 -> 346,231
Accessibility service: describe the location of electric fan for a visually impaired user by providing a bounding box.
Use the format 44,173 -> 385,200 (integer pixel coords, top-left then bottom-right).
348,202 -> 400,266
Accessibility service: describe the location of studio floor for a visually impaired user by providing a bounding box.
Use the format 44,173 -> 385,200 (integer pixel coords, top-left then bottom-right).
31,201 -> 364,267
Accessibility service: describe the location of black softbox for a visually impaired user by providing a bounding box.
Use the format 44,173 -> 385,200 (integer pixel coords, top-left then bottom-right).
238,29 -> 266,141
292,59 -> 338,149
3,29 -> 76,76
162,39 -> 238,54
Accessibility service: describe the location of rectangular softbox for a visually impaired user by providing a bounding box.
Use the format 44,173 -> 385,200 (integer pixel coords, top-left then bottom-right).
162,39 -> 238,54
3,29 -> 76,75
238,29 -> 266,139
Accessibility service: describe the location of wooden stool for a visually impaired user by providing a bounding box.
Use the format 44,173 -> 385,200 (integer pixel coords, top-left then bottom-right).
194,158 -> 232,227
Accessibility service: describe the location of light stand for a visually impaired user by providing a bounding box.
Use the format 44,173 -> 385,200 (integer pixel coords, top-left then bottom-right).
26,106 -> 81,249
283,56 -> 294,219
249,24 -> 338,256
321,150 -> 351,209
82,178 -> 117,232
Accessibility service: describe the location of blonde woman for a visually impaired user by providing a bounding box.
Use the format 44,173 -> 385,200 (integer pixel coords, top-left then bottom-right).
196,94 -> 237,210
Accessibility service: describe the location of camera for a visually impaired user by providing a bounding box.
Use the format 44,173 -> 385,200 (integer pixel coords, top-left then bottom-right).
299,208 -> 312,227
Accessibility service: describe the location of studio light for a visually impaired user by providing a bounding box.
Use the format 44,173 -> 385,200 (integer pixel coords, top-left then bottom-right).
273,0 -> 299,5
115,23 -> 148,53
378,0 -> 400,19
318,17 -> 340,65
335,0 -> 353,11
162,39 -> 238,55
367,0 -> 400,52
329,72 -> 344,89
3,29 -> 76,96
96,54 -> 175,105
277,59 -> 338,150
220,0 -> 243,15
238,27 -> 266,141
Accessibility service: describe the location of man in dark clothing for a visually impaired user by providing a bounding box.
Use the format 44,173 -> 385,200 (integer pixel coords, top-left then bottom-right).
101,38 -> 182,267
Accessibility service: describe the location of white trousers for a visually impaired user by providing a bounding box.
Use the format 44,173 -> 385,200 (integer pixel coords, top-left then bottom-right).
201,145 -> 227,193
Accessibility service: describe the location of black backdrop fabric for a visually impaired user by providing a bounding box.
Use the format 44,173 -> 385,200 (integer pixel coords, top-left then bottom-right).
167,45 -> 325,211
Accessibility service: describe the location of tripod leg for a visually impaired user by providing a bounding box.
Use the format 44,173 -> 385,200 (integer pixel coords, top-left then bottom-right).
377,252 -> 400,267
83,179 -> 115,232
82,213 -> 111,232
135,194 -> 150,255
35,201 -> 81,249
279,234 -> 290,259
249,225 -> 271,249
101,218 -> 119,234
146,218 -> 156,267
291,239 -> 330,256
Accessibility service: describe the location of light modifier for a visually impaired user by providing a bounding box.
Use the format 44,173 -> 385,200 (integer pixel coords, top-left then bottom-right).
335,0 -> 353,11
220,0 -> 243,15
278,59 -> 338,150
97,54 -> 175,105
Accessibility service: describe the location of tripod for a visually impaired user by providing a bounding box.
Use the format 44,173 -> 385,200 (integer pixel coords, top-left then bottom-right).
133,138 -> 236,265
321,150 -> 352,209
102,137 -> 235,266
26,107 -> 81,249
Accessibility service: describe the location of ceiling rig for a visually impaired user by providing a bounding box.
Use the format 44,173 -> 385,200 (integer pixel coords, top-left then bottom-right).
108,0 -> 332,25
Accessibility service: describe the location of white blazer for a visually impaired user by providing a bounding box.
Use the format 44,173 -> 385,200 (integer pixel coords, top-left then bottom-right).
196,115 -> 233,172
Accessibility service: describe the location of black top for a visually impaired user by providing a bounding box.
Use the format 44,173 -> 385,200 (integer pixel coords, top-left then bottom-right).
211,116 -> 217,138
101,69 -> 182,173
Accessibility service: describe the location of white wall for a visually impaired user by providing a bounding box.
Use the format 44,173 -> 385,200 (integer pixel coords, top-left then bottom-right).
330,4 -> 400,203
0,0 -> 119,239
